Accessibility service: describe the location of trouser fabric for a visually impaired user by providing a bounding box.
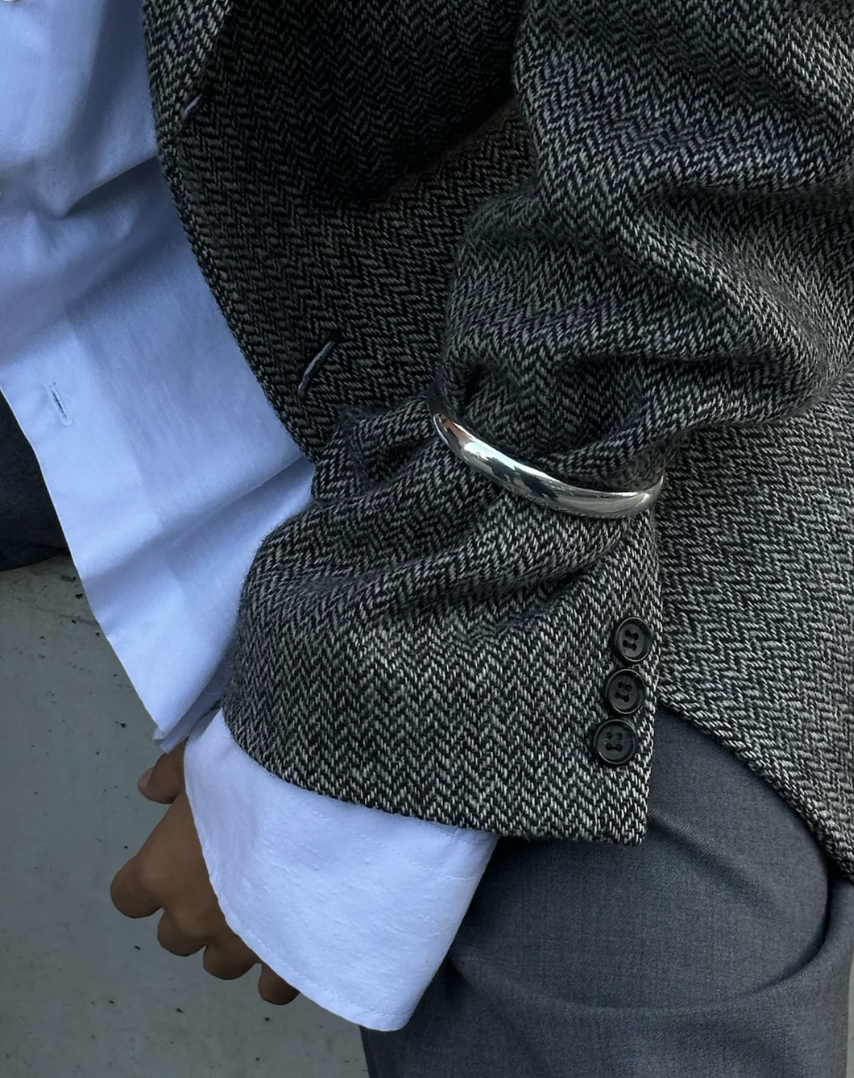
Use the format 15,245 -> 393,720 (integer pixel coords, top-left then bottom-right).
0,389 -> 68,571
361,703 -> 854,1077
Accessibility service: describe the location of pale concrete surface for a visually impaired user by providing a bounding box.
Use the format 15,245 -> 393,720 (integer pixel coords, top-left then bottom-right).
0,557 -> 368,1078
2,555 -> 853,1077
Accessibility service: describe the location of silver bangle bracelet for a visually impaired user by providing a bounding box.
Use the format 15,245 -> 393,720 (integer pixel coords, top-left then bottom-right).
426,384 -> 665,519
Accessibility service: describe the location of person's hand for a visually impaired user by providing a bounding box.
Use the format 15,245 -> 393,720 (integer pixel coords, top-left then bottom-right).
110,741 -> 300,1006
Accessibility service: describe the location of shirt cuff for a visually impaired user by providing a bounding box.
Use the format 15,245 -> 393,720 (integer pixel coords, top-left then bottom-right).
183,710 -> 498,1031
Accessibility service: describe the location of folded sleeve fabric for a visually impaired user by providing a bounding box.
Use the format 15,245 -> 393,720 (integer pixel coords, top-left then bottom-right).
183,0 -> 854,840
0,0 -> 497,1030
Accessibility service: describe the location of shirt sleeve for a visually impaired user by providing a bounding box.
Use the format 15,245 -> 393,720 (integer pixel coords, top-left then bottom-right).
183,708 -> 497,1031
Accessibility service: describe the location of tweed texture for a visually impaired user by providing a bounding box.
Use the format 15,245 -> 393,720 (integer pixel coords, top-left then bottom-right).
141,0 -> 854,876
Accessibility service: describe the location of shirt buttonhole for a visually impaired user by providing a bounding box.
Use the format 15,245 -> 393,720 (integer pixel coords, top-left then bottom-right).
47,383 -> 72,426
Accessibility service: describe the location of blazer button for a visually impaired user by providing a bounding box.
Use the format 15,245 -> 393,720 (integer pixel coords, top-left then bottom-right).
612,616 -> 653,663
592,719 -> 638,766
603,668 -> 647,715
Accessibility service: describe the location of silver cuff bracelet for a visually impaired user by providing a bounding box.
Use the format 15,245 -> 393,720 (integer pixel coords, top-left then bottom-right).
426,384 -> 664,519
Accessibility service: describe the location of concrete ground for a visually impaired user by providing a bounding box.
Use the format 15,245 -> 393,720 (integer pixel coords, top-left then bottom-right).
1,554 -> 853,1077
0,556 -> 368,1078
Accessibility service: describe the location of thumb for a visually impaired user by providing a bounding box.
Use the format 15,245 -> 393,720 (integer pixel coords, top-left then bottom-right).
137,740 -> 187,804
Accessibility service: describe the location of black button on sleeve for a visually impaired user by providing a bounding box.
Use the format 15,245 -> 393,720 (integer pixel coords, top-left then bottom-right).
592,719 -> 639,766
612,617 -> 653,663
603,668 -> 647,715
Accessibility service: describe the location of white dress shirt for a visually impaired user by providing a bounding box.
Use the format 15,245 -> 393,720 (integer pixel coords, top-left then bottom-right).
0,0 -> 497,1030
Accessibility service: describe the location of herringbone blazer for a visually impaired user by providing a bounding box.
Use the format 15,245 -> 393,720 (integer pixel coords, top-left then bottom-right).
142,0 -> 854,880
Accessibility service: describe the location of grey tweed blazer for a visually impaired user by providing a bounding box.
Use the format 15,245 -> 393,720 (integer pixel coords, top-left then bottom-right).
142,0 -> 854,880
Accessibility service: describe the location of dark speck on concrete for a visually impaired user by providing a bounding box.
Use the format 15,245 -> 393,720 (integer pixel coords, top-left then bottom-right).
75,593 -> 83,598
176,1008 -> 184,1014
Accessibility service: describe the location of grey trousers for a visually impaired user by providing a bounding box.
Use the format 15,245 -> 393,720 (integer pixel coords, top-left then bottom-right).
0,390 -> 67,571
361,704 -> 854,1077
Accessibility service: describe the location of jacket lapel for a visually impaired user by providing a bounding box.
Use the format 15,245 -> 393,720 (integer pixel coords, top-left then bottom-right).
142,0 -> 234,142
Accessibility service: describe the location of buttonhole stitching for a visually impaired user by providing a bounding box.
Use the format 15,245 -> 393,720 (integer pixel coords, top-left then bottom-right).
47,383 -> 72,426
182,94 -> 202,120
298,333 -> 342,400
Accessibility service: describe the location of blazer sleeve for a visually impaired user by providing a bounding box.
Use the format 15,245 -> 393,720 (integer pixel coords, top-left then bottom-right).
219,0 -> 854,841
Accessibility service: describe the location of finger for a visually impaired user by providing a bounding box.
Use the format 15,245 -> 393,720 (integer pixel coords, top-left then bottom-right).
156,910 -> 207,957
258,964 -> 300,1005
138,741 -> 187,804
202,941 -> 258,981
110,857 -> 162,920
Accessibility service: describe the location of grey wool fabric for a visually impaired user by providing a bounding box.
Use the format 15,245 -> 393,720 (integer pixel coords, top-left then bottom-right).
141,0 -> 854,878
